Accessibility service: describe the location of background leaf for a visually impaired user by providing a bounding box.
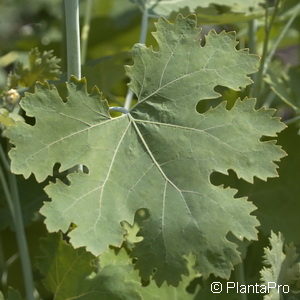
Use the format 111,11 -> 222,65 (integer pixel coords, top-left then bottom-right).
260,232 -> 300,300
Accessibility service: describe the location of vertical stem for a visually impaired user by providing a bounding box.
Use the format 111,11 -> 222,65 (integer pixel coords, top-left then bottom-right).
9,174 -> 35,300
81,0 -> 94,64
248,19 -> 257,54
234,263 -> 248,300
264,3 -> 300,73
0,235 -> 6,289
250,0 -> 280,101
263,90 -> 276,108
124,8 -> 149,110
139,8 -> 149,46
61,0 -> 67,79
64,0 -> 81,79
0,163 -> 35,300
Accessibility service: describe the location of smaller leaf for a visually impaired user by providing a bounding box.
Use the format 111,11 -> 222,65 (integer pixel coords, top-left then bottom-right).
35,233 -> 197,300
7,48 -> 61,89
35,233 -> 142,300
260,232 -> 300,300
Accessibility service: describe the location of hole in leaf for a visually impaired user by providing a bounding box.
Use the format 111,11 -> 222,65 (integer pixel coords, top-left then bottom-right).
210,169 -> 238,189
135,208 -> 149,222
24,115 -> 35,126
196,98 -> 221,113
51,163 -> 70,185
82,165 -> 89,174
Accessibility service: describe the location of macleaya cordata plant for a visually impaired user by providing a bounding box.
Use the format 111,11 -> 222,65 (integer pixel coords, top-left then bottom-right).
1,0 -> 300,299
5,9 -> 285,291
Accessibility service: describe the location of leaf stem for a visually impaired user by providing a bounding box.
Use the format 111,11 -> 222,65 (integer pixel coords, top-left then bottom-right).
81,0 -> 94,64
0,145 -> 35,300
124,7 -> 149,110
264,4 -> 300,73
64,0 -> 81,79
285,115 -> 300,125
263,90 -> 276,108
109,106 -> 129,114
250,1 -> 280,101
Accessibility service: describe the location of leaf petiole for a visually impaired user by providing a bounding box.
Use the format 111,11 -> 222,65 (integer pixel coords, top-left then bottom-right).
109,106 -> 129,114
124,7 -> 149,110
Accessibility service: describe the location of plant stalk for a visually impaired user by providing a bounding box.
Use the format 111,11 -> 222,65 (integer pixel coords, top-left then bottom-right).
0,235 -> 6,289
0,158 -> 35,300
285,115 -> 300,125
248,19 -> 257,54
124,8 -> 149,110
81,0 -> 94,64
64,0 -> 81,79
250,0 -> 280,101
234,262 -> 248,300
264,4 -> 300,73
7,172 -> 35,300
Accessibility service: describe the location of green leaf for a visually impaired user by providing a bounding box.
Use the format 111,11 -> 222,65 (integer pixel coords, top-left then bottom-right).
36,233 -> 139,300
35,233 -> 195,300
7,48 -> 61,89
131,0 -> 264,17
211,125 -> 300,245
7,16 -> 285,285
260,232 -> 300,300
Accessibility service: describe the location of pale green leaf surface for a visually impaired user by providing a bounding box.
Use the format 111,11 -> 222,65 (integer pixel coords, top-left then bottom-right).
211,126 -> 300,244
7,16 -> 285,285
127,16 -> 260,124
260,232 -> 300,300
131,0 -> 263,16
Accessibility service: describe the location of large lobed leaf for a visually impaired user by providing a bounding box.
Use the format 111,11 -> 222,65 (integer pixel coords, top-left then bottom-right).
6,16 -> 285,284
